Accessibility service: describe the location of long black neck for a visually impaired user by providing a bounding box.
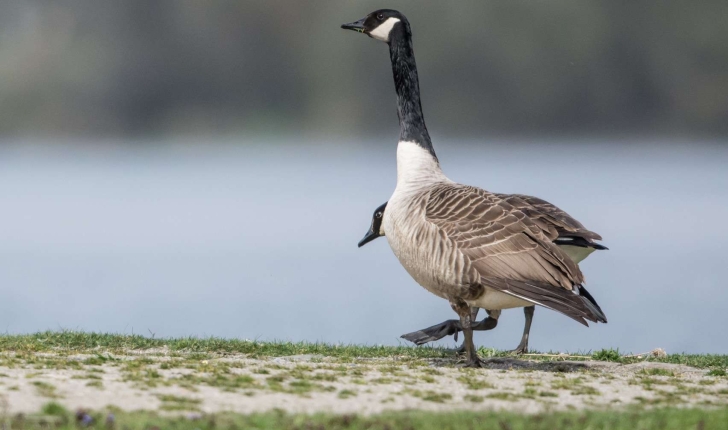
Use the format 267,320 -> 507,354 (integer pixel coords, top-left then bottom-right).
388,23 -> 437,161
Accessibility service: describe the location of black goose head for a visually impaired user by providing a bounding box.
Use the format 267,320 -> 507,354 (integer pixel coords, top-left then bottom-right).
358,202 -> 387,248
341,9 -> 408,44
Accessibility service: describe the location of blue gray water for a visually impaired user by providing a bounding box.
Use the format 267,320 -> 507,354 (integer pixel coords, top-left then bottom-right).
1,139 -> 727,354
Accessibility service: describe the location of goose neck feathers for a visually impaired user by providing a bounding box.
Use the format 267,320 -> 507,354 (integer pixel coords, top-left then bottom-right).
388,20 -> 436,161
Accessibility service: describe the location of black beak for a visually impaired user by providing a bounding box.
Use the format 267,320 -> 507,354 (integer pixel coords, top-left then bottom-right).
341,17 -> 366,33
357,227 -> 379,248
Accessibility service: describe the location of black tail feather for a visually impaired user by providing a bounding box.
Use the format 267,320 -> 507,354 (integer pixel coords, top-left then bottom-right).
576,285 -> 607,323
481,277 -> 607,327
553,236 -> 608,250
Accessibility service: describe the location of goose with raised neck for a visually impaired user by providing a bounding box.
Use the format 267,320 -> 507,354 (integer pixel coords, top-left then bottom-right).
342,9 -> 607,367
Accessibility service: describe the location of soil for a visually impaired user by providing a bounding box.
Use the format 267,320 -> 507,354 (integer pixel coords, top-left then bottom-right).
1,352 -> 726,415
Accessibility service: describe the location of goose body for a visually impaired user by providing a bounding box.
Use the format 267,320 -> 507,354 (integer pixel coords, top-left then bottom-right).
383,146 -> 602,318
343,10 -> 606,366
359,196 -> 607,353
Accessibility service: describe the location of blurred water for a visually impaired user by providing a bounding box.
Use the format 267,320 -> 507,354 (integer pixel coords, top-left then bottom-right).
1,139 -> 727,354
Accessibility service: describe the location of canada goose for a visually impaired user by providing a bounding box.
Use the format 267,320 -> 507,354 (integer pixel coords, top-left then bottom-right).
358,197 -> 607,354
342,10 -> 607,367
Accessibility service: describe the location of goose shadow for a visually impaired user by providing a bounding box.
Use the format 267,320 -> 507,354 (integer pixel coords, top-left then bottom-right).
428,357 -> 604,373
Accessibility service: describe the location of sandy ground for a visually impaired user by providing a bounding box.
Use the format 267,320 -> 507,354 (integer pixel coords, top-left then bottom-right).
1,351 -> 726,415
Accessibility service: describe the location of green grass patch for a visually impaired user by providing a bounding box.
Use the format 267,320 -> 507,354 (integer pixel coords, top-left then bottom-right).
71,373 -> 102,380
420,374 -> 436,383
182,372 -> 260,392
638,368 -> 676,377
571,385 -> 600,396
1,331 -> 727,370
592,348 -> 622,362
551,377 -> 584,390
457,373 -> 495,390
338,389 -> 357,399
5,405 -> 728,430
31,381 -> 59,398
486,391 -> 518,401
405,389 -> 452,403
0,331 -> 453,360
85,380 -> 104,389
156,394 -> 202,411
521,387 -> 538,398
40,402 -> 68,416
463,394 -> 484,403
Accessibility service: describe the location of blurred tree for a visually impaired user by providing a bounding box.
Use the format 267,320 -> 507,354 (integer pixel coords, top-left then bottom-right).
0,0 -> 725,140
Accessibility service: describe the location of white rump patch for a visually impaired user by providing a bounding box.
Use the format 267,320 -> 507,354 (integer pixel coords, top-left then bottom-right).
559,245 -> 596,264
369,17 -> 401,42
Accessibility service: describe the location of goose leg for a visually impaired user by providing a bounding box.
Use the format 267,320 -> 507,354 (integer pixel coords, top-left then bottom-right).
452,300 -> 483,368
470,307 -> 481,322
454,308 -> 498,353
510,306 -> 535,354
454,308 -> 479,353
400,308 -> 498,346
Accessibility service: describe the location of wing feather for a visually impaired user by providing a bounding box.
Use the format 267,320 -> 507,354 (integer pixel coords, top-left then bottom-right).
497,193 -> 604,243
423,184 -> 607,324
426,184 -> 583,289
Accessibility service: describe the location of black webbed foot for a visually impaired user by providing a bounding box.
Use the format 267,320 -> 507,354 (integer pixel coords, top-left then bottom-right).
509,344 -> 528,355
401,316 -> 499,346
457,356 -> 485,368
400,319 -> 460,345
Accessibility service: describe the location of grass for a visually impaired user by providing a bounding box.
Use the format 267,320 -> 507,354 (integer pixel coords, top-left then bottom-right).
31,381 -> 59,398
1,331 -> 726,369
1,332 -> 727,429
338,389 -> 357,399
486,391 -> 518,401
464,394 -> 484,403
156,394 -> 202,411
638,368 -> 676,377
0,331 -> 453,360
2,406 -> 727,430
457,374 -> 496,390
572,385 -> 600,396
707,368 -> 727,377
404,389 -> 453,403
85,380 -> 104,388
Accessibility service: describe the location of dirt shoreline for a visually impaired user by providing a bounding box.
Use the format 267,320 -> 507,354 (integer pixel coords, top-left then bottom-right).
1,351 -> 726,415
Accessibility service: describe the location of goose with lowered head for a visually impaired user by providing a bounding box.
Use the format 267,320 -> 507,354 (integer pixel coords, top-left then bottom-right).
358,197 -> 607,354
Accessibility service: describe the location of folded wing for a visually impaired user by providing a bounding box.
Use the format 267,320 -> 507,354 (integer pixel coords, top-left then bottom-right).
425,184 -> 606,324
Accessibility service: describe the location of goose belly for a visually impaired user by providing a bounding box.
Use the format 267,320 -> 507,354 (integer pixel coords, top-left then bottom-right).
468,288 -> 532,310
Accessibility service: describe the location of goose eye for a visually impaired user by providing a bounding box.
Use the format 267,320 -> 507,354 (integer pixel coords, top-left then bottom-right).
377,13 -> 384,20
375,212 -> 382,218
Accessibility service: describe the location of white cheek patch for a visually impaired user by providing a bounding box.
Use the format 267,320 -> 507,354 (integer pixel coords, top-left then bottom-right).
369,17 -> 401,42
